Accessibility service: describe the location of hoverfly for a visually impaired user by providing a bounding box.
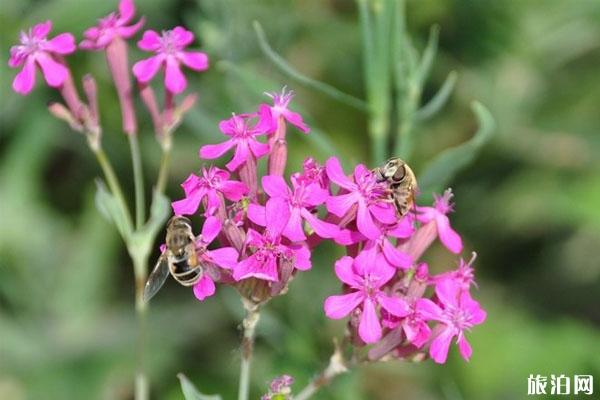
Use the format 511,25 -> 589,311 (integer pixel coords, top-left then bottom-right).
143,216 -> 206,302
373,157 -> 418,217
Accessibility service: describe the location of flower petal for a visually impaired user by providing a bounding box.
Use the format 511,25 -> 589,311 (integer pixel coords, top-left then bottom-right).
36,53 -> 68,87
430,328 -> 454,364
326,192 -> 358,217
117,17 -> 145,39
201,216 -> 221,244
193,275 -> 216,301
457,336 -> 472,361
333,256 -> 360,287
118,0 -> 135,23
359,298 -> 382,343
416,298 -> 444,321
262,175 -> 291,198
179,51 -> 209,71
225,141 -> 249,171
171,26 -> 194,47
282,109 -> 309,133
325,157 -> 356,190
265,197 -> 290,237
369,203 -> 397,224
435,278 -> 460,308
248,139 -> 270,159
12,58 -> 36,94
301,209 -> 339,239
247,203 -> 266,226
32,21 -> 52,39
45,33 -> 76,54
164,58 -> 186,93
132,54 -> 163,83
283,207 -> 306,241
382,239 -> 412,269
377,294 -> 410,317
324,291 -> 364,319
234,254 -> 278,282
171,191 -> 202,215
435,214 -> 463,254
199,139 -> 235,160
208,247 -> 239,270
219,180 -> 248,201
290,243 -> 311,271
138,30 -> 161,51
356,200 -> 381,240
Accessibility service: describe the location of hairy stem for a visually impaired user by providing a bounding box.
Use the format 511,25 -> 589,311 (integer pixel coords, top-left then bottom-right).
238,302 -> 261,400
93,145 -> 133,229
294,347 -> 349,400
133,254 -> 150,400
128,134 -> 146,229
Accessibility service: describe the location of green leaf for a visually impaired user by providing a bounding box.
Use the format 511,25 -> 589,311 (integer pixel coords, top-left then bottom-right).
178,373 -> 222,400
128,190 -> 170,261
415,70 -> 457,121
94,179 -> 132,241
415,24 -> 440,86
418,101 -> 496,195
253,21 -> 367,111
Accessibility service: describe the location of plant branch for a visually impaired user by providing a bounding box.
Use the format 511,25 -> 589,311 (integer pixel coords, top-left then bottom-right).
128,133 -> 146,229
294,344 -> 350,400
238,301 -> 261,400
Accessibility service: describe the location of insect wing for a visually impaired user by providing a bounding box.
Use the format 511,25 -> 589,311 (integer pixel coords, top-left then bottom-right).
143,254 -> 170,302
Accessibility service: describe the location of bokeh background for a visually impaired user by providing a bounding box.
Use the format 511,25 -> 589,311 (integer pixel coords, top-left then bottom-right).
1,0 -> 599,399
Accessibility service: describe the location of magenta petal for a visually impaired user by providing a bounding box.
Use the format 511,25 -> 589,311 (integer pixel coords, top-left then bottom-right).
132,55 -> 163,83
12,58 -> 36,94
165,58 -> 186,94
199,139 -> 235,160
430,329 -> 454,364
382,239 -> 412,269
248,139 -> 270,158
201,216 -> 221,243
282,109 -> 310,133
416,298 -> 444,321
208,247 -> 239,270
180,51 -> 209,71
171,192 -> 202,215
117,17 -> 145,38
325,157 -> 356,190
369,203 -> 397,224
255,104 -> 276,133
356,201 -> 381,240
435,214 -> 463,254
301,209 -> 339,239
247,203 -> 266,226
326,192 -> 358,217
377,294 -> 410,317
234,255 -> 278,282
171,26 -> 194,47
180,173 -> 201,196
32,21 -> 52,39
219,180 -> 248,201
193,275 -> 216,301
333,256 -> 359,287
226,142 -> 250,171
324,291 -> 363,319
138,30 -> 161,51
457,336 -> 472,361
265,197 -> 291,237
118,0 -> 135,22
290,243 -> 311,271
435,278 -> 460,308
388,217 -> 414,238
45,33 -> 76,54
302,183 -> 329,206
359,298 -> 382,344
36,53 -> 68,87
262,175 -> 290,198
334,228 -> 364,246
283,207 -> 306,241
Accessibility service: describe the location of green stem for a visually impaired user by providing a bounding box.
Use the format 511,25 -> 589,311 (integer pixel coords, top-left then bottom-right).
128,134 -> 146,229
93,146 -> 133,229
156,147 -> 171,195
294,346 -> 350,400
238,303 -> 260,400
133,253 -> 150,400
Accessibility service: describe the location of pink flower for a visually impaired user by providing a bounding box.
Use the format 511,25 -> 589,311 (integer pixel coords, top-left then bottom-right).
199,114 -> 270,171
233,199 -> 311,282
433,252 -> 477,291
324,253 -> 410,343
248,175 -> 339,241
133,26 -> 208,94
297,157 -> 329,189
80,0 -> 144,50
417,188 -> 463,254
258,87 -> 309,134
382,298 -> 432,348
9,21 -> 76,94
192,216 -> 240,301
419,278 -> 487,363
325,157 -> 397,240
172,166 -> 248,216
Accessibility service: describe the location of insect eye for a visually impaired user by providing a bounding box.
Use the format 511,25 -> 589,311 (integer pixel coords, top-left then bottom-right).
393,165 -> 406,181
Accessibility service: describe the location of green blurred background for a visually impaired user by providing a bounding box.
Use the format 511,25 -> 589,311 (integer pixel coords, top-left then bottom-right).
1,0 -> 599,399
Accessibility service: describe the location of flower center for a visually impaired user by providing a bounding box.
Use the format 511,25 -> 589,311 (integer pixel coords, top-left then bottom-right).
159,30 -> 182,55
444,306 -> 472,331
17,31 -> 46,56
98,13 -> 119,30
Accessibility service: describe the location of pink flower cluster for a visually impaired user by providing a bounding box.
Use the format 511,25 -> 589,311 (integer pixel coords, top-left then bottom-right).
173,86 -> 485,364
8,0 -> 208,139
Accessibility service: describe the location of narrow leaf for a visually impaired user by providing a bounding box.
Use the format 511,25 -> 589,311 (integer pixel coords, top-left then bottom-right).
415,71 -> 457,121
178,373 -> 222,400
94,180 -> 132,241
418,102 -> 495,194
253,21 -> 368,111
415,24 -> 440,86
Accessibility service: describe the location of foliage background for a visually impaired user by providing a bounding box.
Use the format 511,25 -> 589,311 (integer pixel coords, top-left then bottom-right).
1,0 -> 599,399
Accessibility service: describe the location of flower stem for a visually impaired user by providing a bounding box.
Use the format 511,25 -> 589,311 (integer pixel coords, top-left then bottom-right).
93,145 -> 133,229
128,134 -> 146,229
156,147 -> 171,195
294,346 -> 349,400
238,301 -> 261,400
133,253 -> 150,400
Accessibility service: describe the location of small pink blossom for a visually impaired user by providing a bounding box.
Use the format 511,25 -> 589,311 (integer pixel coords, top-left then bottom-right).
324,253 -> 410,343
258,87 -> 309,134
132,26 -> 208,94
248,175 -> 339,241
325,157 -> 397,240
172,166 -> 248,216
419,278 -> 487,363
297,157 -> 329,189
192,216 -> 240,301
382,298 -> 432,348
9,21 -> 76,94
417,188 -> 463,254
199,114 -> 270,171
433,252 -> 477,291
80,0 -> 144,50
233,199 -> 311,282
